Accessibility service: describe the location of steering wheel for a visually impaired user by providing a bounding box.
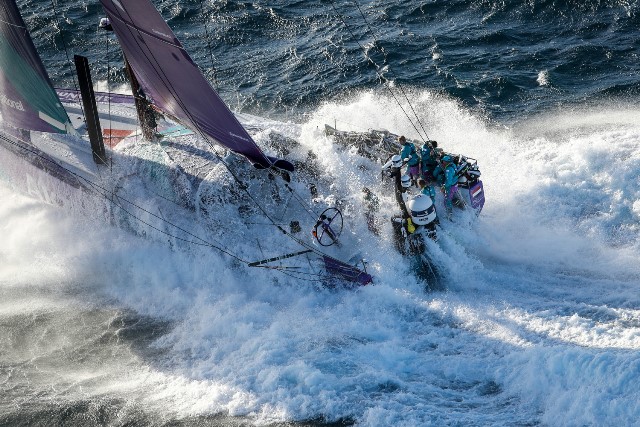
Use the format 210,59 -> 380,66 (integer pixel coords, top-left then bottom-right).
312,207 -> 343,247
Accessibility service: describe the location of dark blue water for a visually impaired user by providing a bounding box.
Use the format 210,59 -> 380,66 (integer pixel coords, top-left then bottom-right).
24,0 -> 640,123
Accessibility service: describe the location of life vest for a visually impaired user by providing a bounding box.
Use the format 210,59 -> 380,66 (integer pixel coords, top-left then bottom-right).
406,217 -> 416,234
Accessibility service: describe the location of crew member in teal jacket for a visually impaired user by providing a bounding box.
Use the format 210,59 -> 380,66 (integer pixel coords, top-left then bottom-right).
399,136 -> 420,182
438,155 -> 459,217
417,178 -> 436,205
420,140 -> 439,181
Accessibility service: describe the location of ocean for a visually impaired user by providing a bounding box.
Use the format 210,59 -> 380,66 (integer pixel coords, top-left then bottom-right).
1,0 -> 640,425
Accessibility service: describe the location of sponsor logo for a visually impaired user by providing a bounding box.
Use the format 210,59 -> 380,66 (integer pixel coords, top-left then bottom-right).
56,91 -> 77,102
0,94 -> 25,112
152,29 -> 172,39
229,132 -> 250,142
472,187 -> 483,197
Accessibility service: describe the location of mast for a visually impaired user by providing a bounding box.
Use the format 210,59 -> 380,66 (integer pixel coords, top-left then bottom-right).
123,57 -> 158,141
73,55 -> 106,164
98,0 -> 293,172
99,17 -> 157,142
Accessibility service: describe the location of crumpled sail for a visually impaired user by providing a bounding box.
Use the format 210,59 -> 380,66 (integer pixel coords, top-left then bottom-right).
0,0 -> 73,133
99,0 -> 293,172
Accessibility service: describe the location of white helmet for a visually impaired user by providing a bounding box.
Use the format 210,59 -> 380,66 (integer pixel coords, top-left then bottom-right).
391,154 -> 402,168
406,194 -> 437,226
401,174 -> 411,188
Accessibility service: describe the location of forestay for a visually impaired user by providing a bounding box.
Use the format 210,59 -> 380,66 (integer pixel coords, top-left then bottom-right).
99,0 -> 293,171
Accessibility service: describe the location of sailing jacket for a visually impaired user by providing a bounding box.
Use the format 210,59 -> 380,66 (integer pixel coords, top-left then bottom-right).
443,164 -> 458,189
421,185 -> 436,202
401,143 -> 420,167
421,145 -> 438,173
433,163 -> 458,188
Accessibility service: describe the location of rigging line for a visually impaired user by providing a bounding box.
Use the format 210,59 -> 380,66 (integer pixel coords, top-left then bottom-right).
284,184 -> 321,221
0,131 -> 88,190
211,153 -> 359,270
106,27 -> 113,173
1,135 -> 335,286
198,0 -> 219,89
87,181 -> 250,262
208,148 -> 365,274
0,131 -> 250,263
93,183 -> 326,285
100,182 -> 328,284
252,264 -> 332,283
90,182 -> 245,260
49,0 -> 85,122
251,261 -> 334,279
350,0 -> 430,142
106,4 -> 366,277
107,190 -> 243,260
326,0 -> 427,143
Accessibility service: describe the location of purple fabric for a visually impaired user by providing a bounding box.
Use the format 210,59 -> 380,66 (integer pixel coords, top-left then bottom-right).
445,184 -> 459,209
0,0 -> 71,133
469,181 -> 485,212
99,0 -> 292,171
408,165 -> 420,179
56,88 -> 134,105
322,256 -> 372,286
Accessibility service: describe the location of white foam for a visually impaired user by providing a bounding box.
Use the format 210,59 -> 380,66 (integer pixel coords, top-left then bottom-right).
2,91 -> 640,424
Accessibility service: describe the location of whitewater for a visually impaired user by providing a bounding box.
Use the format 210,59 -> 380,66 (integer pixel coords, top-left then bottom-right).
2,91 -> 640,426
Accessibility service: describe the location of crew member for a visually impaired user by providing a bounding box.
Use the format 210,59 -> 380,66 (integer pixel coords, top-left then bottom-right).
417,178 -> 436,205
420,140 -> 439,181
399,136 -> 420,183
439,155 -> 459,218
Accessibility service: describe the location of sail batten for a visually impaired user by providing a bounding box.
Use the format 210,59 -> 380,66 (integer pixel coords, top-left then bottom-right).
100,0 -> 292,171
0,0 -> 73,134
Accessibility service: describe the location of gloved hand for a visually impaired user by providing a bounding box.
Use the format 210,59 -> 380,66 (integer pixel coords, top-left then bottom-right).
401,227 -> 407,238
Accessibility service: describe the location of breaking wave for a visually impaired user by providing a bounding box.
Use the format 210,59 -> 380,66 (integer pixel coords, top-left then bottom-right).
2,90 -> 640,425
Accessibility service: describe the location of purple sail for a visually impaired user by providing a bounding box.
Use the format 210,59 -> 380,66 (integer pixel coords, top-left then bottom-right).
99,0 -> 293,171
0,0 -> 72,133
323,256 -> 373,286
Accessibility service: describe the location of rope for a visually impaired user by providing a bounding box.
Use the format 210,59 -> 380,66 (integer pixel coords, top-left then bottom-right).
0,131 -> 250,264
350,0 -> 431,141
105,27 -> 113,173
1,126 -> 360,283
101,3 -> 368,283
326,0 -> 429,143
284,183 -> 321,221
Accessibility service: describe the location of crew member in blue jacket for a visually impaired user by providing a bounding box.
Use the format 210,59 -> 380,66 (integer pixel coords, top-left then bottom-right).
399,136 -> 420,183
417,178 -> 436,205
420,140 -> 439,181
439,155 -> 459,217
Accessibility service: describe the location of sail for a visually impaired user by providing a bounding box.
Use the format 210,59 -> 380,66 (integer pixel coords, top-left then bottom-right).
0,0 -> 72,133
99,0 -> 293,171
322,256 -> 373,286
